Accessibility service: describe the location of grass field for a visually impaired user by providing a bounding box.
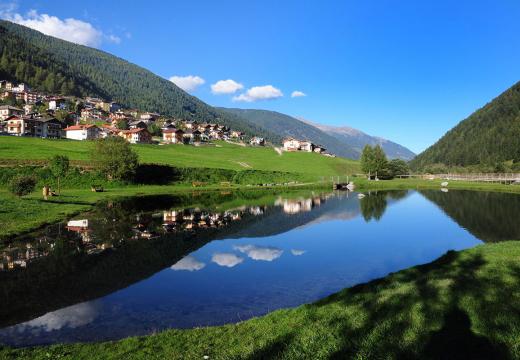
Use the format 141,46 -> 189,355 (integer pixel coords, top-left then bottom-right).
3,240 -> 520,359
0,137 -> 359,178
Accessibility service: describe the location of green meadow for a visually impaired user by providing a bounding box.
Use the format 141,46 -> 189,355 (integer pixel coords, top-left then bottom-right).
0,137 -> 358,177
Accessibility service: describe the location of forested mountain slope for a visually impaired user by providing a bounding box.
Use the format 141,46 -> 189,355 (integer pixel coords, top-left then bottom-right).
0,20 -> 280,142
411,81 -> 520,169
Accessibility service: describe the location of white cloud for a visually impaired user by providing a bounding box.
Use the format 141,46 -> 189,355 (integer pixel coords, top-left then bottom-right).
211,252 -> 244,268
211,79 -> 244,94
0,8 -> 119,48
13,301 -> 99,333
291,91 -> 306,98
171,255 -> 206,272
169,75 -> 205,92
291,249 -> 306,256
234,245 -> 283,262
233,85 -> 283,102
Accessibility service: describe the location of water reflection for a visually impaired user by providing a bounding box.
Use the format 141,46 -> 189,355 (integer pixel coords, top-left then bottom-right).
171,256 -> 206,272
234,245 -> 284,262
211,253 -> 244,268
10,302 -> 99,334
1,189 -> 520,346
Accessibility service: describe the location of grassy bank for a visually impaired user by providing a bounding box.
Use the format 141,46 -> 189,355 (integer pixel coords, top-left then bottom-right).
3,240 -> 520,359
0,137 -> 359,177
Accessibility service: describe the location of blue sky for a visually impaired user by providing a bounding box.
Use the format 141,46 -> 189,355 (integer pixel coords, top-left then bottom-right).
2,0 -> 520,153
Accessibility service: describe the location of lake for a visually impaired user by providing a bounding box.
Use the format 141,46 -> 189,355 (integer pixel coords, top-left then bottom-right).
1,189 -> 520,346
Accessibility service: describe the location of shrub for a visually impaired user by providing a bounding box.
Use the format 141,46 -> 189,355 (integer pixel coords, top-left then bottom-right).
8,175 -> 36,197
91,137 -> 139,181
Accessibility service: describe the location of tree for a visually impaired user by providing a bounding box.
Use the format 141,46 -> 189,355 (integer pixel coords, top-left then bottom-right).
8,175 -> 36,197
49,155 -> 69,195
360,145 -> 375,175
360,145 -> 389,178
116,119 -> 129,130
148,122 -> 161,136
388,159 -> 410,177
91,137 -> 139,181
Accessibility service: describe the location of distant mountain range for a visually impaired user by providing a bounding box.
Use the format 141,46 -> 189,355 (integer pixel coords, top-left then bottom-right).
220,108 -> 415,160
299,118 -> 416,161
411,81 -> 520,169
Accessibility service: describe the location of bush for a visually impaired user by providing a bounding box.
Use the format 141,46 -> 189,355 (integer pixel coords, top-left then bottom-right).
91,137 -> 139,181
8,175 -> 36,197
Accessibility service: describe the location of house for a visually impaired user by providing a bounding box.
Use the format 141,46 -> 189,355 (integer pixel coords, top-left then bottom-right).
283,138 -> 301,151
231,130 -> 244,139
0,105 -> 23,120
183,129 -> 201,144
313,145 -> 326,154
0,81 -> 13,90
97,101 -> 121,113
100,124 -> 118,138
140,112 -> 159,122
162,128 -> 184,144
48,98 -> 66,111
128,120 -> 147,129
64,124 -> 100,140
250,137 -> 265,146
12,83 -> 30,93
183,120 -> 197,130
33,118 -> 63,138
299,140 -> 314,152
118,128 -> 152,144
6,115 -> 30,136
209,129 -> 223,140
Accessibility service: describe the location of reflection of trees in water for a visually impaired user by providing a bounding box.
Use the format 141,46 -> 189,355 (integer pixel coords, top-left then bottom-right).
420,190 -> 520,242
359,191 -> 408,222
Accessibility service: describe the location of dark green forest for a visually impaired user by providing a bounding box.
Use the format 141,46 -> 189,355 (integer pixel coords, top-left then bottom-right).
0,20 -> 280,142
410,81 -> 520,170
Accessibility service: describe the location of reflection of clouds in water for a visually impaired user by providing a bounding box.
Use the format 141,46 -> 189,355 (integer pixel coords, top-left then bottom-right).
211,253 -> 244,267
234,245 -> 283,261
291,249 -> 306,256
171,255 -> 206,271
14,301 -> 99,333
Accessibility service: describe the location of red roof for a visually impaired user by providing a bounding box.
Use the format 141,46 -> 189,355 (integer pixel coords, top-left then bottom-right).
64,124 -> 98,131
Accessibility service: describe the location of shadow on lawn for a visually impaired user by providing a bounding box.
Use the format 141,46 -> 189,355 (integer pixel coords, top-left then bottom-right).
325,250 -> 515,359
245,249 -> 519,359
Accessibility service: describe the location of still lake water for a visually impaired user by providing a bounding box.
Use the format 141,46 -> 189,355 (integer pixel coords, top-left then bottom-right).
1,189 -> 520,346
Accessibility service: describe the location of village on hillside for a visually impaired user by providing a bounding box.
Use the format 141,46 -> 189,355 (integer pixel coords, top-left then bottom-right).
0,80 -> 335,156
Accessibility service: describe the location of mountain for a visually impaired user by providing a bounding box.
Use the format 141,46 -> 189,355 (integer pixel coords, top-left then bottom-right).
410,81 -> 520,169
220,108 -> 415,160
218,108 -> 359,158
0,20 -> 280,143
301,119 -> 416,161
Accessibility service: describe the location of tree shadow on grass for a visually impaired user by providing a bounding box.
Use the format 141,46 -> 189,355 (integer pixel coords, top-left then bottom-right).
246,334 -> 295,360
422,307 -> 510,360
321,249 -> 516,359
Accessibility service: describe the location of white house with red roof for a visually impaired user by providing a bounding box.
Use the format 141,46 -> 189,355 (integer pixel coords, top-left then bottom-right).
64,124 -> 100,140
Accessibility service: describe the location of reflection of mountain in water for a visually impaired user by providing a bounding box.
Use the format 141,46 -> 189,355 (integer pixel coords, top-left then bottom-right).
0,190 -> 409,329
420,190 -> 520,242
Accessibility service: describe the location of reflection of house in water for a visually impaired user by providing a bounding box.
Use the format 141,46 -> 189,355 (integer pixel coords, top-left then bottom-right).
0,243 -> 48,271
67,219 -> 92,243
275,195 -> 327,215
